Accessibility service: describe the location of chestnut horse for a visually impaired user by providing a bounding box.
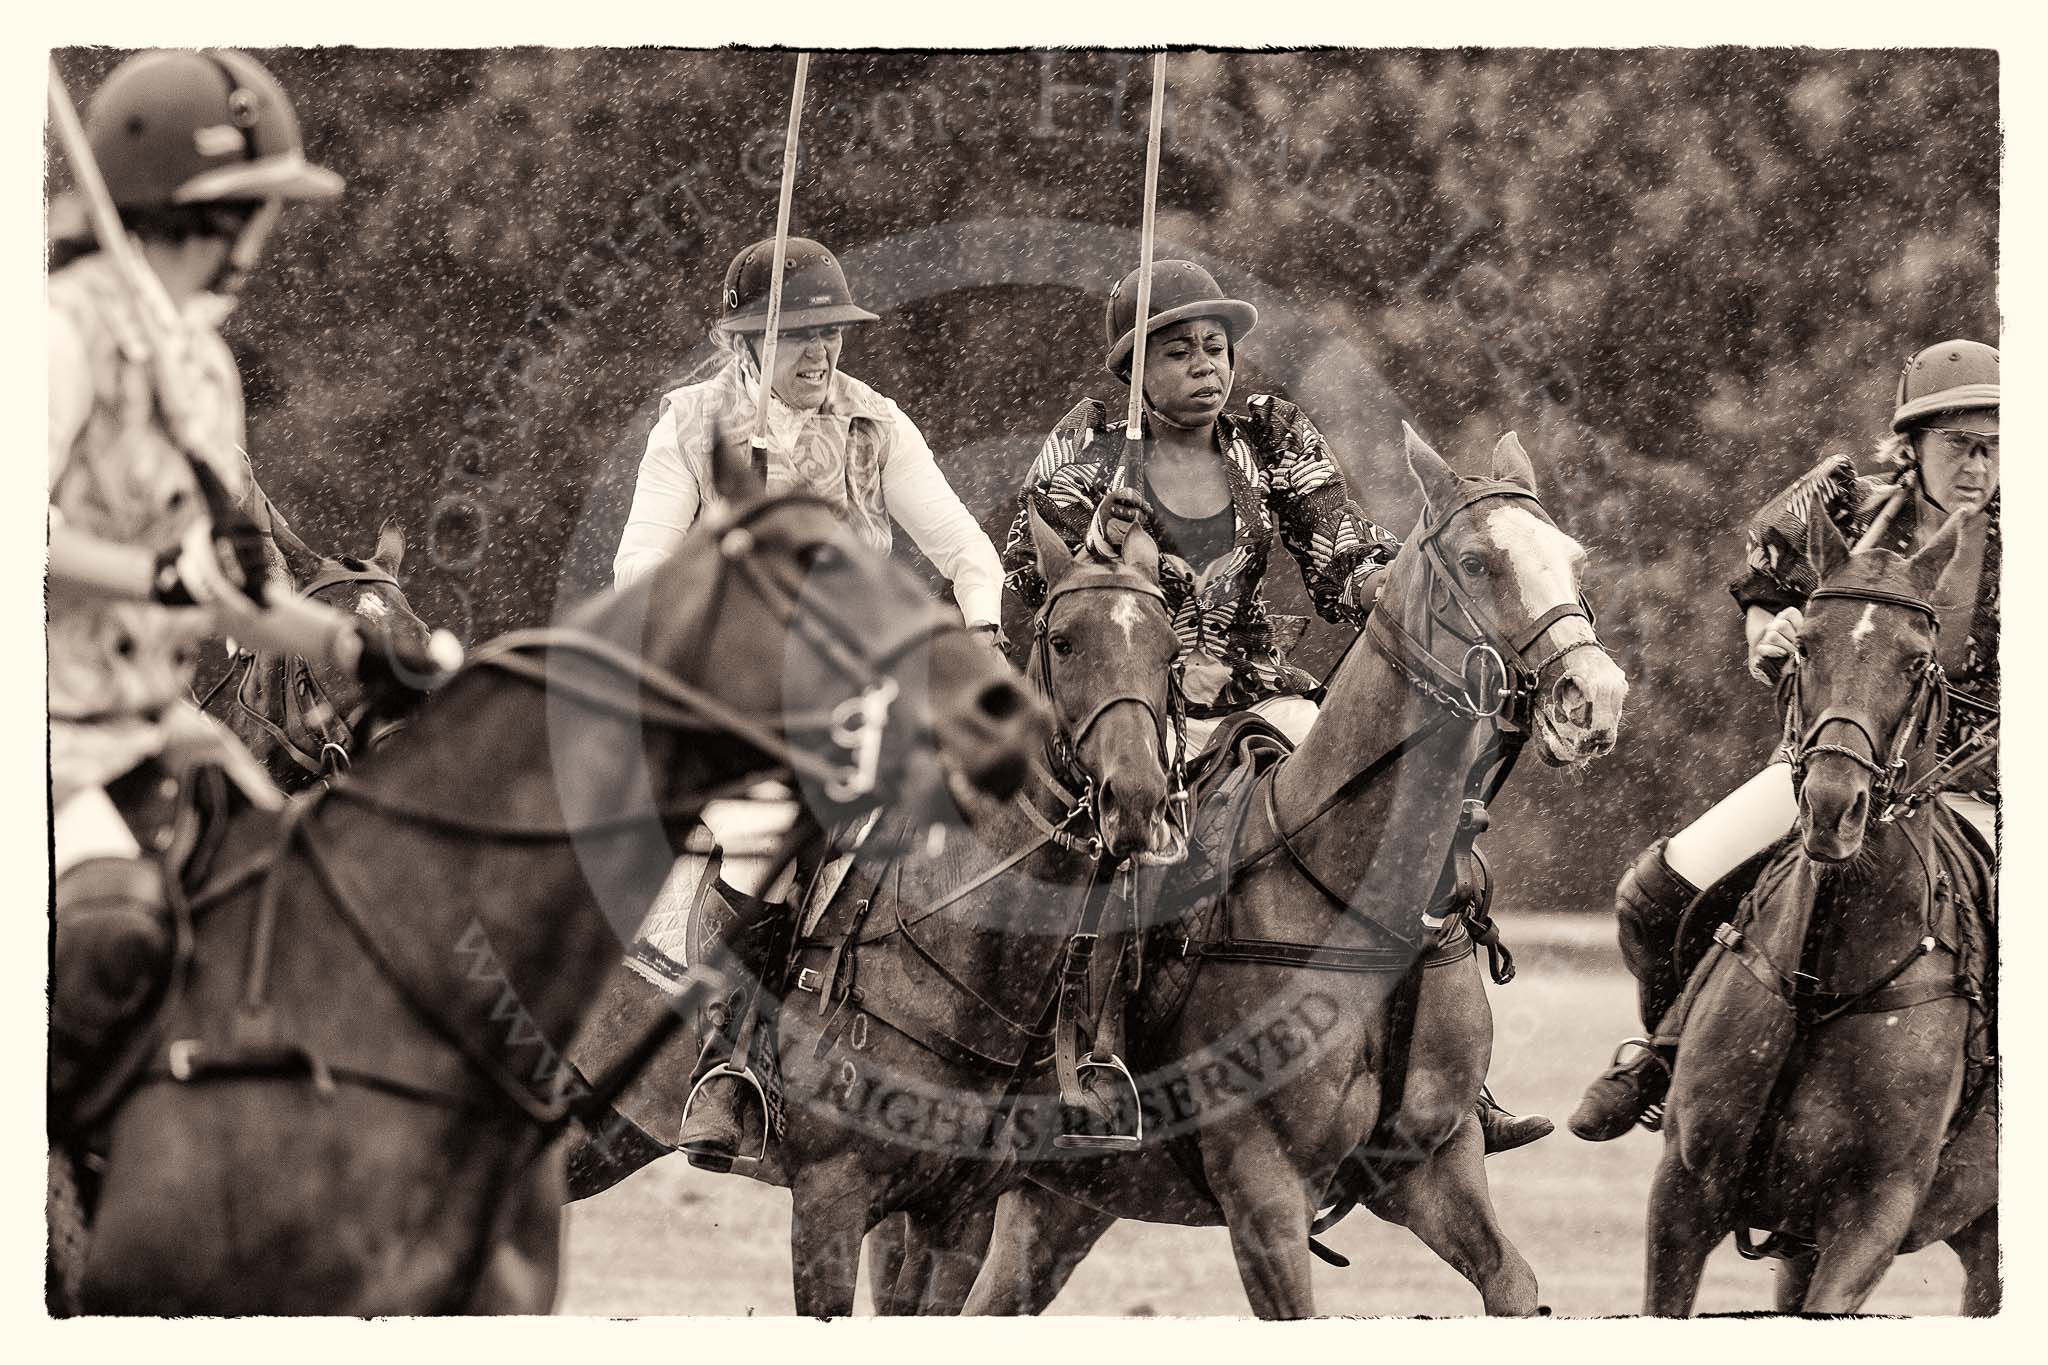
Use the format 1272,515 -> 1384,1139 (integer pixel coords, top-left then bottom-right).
61,442 -> 1045,1314
1646,509 -> 1997,1315
940,427 -> 1628,1318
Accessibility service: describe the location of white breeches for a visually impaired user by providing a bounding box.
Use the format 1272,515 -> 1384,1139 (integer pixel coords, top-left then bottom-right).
1180,694 -> 1320,763
52,786 -> 142,880
1664,761 -> 1996,889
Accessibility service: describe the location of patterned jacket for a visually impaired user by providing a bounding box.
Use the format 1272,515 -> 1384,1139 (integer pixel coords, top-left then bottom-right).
1728,452 -> 1999,788
1004,395 -> 1400,717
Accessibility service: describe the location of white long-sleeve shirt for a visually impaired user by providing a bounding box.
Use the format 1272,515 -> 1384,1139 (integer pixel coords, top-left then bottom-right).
614,363 -> 1004,628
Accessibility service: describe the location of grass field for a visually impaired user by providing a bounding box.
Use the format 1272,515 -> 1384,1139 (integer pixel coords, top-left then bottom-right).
557,916 -> 1970,1317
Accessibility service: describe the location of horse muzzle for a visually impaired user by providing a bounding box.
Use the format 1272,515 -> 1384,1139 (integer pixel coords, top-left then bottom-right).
1799,757 -> 1873,862
1536,651 -> 1627,766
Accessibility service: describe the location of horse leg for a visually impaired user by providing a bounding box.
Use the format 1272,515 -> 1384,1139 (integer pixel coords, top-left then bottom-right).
894,1199 -> 998,1314
1207,1136 -> 1319,1319
789,1165 -> 876,1318
1370,1114 -> 1538,1315
865,1212 -> 913,1315
1947,1206 -> 1999,1317
1800,1172 -> 1929,1313
1644,1137 -> 1730,1316
964,1182 -> 1118,1315
1772,1244 -> 1817,1314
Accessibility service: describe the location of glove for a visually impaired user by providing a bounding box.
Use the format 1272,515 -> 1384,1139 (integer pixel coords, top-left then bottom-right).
152,457 -> 271,607
1085,487 -> 1148,561
352,620 -> 459,712
1747,606 -> 1804,685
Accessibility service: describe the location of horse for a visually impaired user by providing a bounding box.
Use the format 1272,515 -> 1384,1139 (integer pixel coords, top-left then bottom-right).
1644,507 -> 1997,1316
59,436 -> 1048,1315
557,512 -> 1184,1318
927,426 -> 1628,1319
194,519 -> 431,790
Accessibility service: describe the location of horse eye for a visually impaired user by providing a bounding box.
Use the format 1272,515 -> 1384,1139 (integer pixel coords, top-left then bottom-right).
1458,553 -> 1487,578
1049,635 -> 1075,657
799,542 -> 842,573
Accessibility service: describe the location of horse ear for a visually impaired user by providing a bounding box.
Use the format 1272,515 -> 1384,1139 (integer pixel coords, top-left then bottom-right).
1805,504 -> 1852,584
1908,507 -> 1971,602
1122,523 -> 1160,584
1490,431 -> 1538,494
708,412 -> 765,502
275,524 -> 323,586
1028,502 -> 1076,589
1403,422 -> 1460,515
372,519 -> 406,575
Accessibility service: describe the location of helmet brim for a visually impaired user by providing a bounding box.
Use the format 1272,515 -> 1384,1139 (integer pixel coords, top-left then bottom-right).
174,156 -> 345,204
1106,298 -> 1258,379
716,302 -> 882,334
1893,384 -> 1999,431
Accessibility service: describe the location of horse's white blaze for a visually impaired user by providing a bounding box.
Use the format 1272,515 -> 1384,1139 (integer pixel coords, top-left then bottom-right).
1851,604 -> 1877,647
1110,592 -> 1144,648
1490,504 -> 1585,627
356,590 -> 392,621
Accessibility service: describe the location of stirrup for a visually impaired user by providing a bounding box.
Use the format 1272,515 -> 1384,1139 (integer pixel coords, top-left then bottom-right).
1054,1053 -> 1143,1151
678,1061 -> 771,1171
1608,1035 -> 1673,1075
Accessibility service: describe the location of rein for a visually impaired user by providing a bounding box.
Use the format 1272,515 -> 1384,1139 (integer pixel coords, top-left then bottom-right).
144,492 -> 944,1141
1245,483 -> 1598,957
1780,584 -> 1949,824
1029,568 -> 1192,853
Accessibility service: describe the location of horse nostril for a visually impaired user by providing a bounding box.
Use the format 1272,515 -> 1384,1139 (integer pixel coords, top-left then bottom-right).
1844,789 -> 1869,832
1555,677 -> 1592,729
975,679 -> 1028,724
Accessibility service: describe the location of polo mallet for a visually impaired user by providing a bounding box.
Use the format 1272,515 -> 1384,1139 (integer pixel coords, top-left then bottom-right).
1108,52 -> 1170,496
747,52 -> 812,478
48,62 -> 462,679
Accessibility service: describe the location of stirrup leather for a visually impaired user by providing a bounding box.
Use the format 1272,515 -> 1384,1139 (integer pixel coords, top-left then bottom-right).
1054,1052 -> 1143,1151
678,1061 -> 771,1169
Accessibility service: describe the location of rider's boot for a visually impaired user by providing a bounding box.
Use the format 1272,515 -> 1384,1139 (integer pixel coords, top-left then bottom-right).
676,881 -> 783,1173
1569,839 -> 1698,1142
1475,1085 -> 1553,1155
50,857 -> 173,1117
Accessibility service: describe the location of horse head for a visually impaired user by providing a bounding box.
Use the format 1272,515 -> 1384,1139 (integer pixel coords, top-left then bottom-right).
1788,508 -> 1969,861
624,427 -> 1047,833
281,519 -> 434,739
1391,425 -> 1628,766
1024,505 -> 1183,862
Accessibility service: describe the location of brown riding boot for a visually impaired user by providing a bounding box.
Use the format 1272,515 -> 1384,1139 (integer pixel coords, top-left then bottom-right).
1569,839 -> 1698,1142
1476,1086 -> 1553,1155
676,881 -> 782,1172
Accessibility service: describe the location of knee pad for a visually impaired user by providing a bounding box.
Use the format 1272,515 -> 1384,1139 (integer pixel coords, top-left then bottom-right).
52,857 -> 173,1041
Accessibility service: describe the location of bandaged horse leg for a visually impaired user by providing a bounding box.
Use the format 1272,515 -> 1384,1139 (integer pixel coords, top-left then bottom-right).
50,780 -> 177,1115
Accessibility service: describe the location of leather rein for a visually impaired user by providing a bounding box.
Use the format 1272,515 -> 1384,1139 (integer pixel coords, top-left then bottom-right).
196,556 -> 409,783
143,493 -> 945,1137
1239,482 -> 1601,962
1778,584 -> 1952,824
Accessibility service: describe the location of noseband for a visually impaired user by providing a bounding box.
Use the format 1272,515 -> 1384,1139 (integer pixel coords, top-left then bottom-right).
1368,481 -> 1600,732
1029,568 -> 1190,852
1781,585 -> 1948,820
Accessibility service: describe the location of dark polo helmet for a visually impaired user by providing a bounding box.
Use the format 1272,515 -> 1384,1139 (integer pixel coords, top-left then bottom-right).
1104,259 -> 1258,381
79,49 -> 343,211
1892,339 -> 1999,431
715,236 -> 880,334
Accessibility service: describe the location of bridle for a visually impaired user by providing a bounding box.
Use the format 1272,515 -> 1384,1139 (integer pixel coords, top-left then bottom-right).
1779,584 -> 1950,823
132,492 -> 950,1212
197,556 -> 411,783
1365,481 -> 1601,733
1255,480 -> 1603,965
1028,565 -> 1190,856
